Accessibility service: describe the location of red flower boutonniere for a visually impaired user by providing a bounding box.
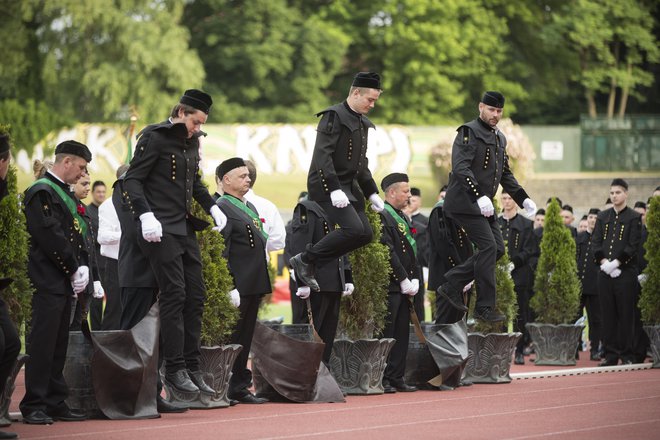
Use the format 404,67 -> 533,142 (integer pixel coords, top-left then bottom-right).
77,204 -> 86,215
411,227 -> 417,235
260,218 -> 266,223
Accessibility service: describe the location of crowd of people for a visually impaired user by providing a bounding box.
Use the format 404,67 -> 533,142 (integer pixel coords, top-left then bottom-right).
0,73 -> 655,437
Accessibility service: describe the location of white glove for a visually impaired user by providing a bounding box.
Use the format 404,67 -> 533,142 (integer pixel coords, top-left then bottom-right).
289,269 -> 296,282
342,283 -> 354,297
296,286 -> 311,299
229,288 -> 240,307
610,268 -> 622,278
477,196 -> 494,217
506,262 -> 515,274
422,267 -> 429,285
369,194 -> 385,213
409,279 -> 420,296
399,278 -> 415,295
92,280 -> 105,299
70,265 -> 89,294
522,198 -> 537,218
600,259 -> 620,275
140,212 -> 162,242
330,190 -> 349,208
463,280 -> 474,293
638,273 -> 648,285
210,205 -> 227,231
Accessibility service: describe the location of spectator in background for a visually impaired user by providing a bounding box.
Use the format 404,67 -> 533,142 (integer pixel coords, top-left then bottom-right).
533,208 -> 546,229
634,201 -> 647,226
577,215 -> 589,234
403,186 -> 429,321
561,204 -> 578,240
437,185 -> 448,204
32,159 -> 53,180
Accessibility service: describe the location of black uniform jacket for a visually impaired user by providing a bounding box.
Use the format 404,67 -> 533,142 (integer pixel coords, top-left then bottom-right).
576,230 -> 599,296
113,176 -> 157,288
23,172 -> 85,295
427,203 -> 473,291
497,213 -> 537,288
592,206 -> 642,271
307,102 -> 379,203
124,120 -> 216,236
411,212 -> 429,268
379,202 -> 420,293
216,195 -> 272,296
444,118 -> 528,216
289,200 -> 350,292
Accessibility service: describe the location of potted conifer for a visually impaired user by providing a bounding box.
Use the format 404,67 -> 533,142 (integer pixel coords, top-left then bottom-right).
639,195 -> 660,368
328,205 -> 395,395
527,198 -> 582,365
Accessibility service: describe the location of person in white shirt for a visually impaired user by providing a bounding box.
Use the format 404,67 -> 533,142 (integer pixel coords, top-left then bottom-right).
243,160 -> 286,254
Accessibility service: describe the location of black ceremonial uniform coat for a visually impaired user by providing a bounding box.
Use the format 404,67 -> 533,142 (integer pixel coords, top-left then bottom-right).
444,118 -> 528,216
379,203 -> 420,292
124,121 -> 216,235
497,213 -> 537,288
24,173 -> 85,294
592,206 -> 642,272
576,230 -> 599,296
216,195 -> 272,296
307,102 -> 379,204
411,212 -> 429,268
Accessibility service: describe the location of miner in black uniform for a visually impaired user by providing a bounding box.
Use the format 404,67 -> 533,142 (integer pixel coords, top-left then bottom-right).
289,198 -> 353,364
290,72 -> 385,292
86,180 -> 106,329
439,92 -> 537,322
20,140 -> 92,424
592,178 -> 642,366
0,135 -> 21,439
215,158 -> 271,404
576,208 -> 602,361
427,196 -> 474,324
498,190 -> 538,364
284,191 -> 309,325
405,187 -> 429,321
124,89 -> 226,397
379,173 -> 420,393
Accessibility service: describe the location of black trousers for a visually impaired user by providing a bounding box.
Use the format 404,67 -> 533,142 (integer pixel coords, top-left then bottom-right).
228,294 -> 263,397
598,270 -> 637,363
139,231 -> 205,373
514,283 -> 531,354
309,292 -> 341,364
0,298 -> 20,397
120,287 -> 158,330
290,277 -> 306,325
89,255 -> 107,330
444,213 -> 504,308
303,200 -> 372,266
20,292 -> 72,415
381,293 -> 411,383
582,293 -> 602,353
100,257 -> 122,330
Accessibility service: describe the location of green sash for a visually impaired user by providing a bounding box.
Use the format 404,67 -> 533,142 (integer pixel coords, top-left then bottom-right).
30,177 -> 88,237
384,203 -> 417,256
221,194 -> 268,240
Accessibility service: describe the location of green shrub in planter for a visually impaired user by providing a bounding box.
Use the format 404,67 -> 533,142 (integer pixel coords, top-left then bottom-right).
639,196 -> 660,325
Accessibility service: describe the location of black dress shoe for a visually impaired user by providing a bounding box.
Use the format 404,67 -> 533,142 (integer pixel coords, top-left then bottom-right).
458,379 -> 473,387
514,353 -> 525,365
165,370 -> 199,393
232,393 -> 268,404
390,380 -> 417,392
157,396 -> 188,414
436,283 -> 468,312
229,399 -> 238,406
436,384 -> 454,391
599,358 -> 618,367
473,307 -> 505,322
0,431 -> 17,439
383,384 -> 396,394
590,352 -> 602,361
289,254 -> 320,292
188,370 -> 215,394
49,408 -> 87,422
22,410 -> 53,425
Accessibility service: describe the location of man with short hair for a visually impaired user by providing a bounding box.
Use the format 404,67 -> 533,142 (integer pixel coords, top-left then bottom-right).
533,208 -> 545,229
592,178 -> 642,366
124,89 -> 227,397
20,140 -> 92,424
577,215 -> 588,234
290,72 -> 385,292
87,180 -> 107,328
378,173 -> 419,393
633,201 -> 647,226
561,205 -> 578,240
439,92 -> 537,322
577,208 -> 602,361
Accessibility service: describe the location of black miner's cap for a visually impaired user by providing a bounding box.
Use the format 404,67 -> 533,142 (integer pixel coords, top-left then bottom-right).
381,172 -> 409,191
217,157 -> 246,179
352,72 -> 381,89
481,91 -> 505,108
588,208 -> 601,216
180,89 -> 213,114
610,178 -> 628,190
55,140 -> 92,162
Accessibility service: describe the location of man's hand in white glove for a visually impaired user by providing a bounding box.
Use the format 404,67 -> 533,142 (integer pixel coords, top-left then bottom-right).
600,259 -> 620,275
342,283 -> 354,297
522,198 -> 537,218
506,262 -> 515,274
296,286 -> 311,299
140,212 -> 162,242
210,205 -> 227,232
330,190 -> 349,208
229,289 -> 241,307
477,196 -> 494,217
92,280 -> 105,299
409,279 -> 420,296
638,273 -> 648,285
70,265 -> 89,294
369,194 -> 385,213
463,280 -> 474,293
289,269 -> 296,282
400,278 -> 414,295
610,268 -> 622,278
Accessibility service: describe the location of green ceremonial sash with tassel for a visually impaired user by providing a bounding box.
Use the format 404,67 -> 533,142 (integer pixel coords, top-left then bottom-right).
383,203 -> 417,256
221,194 -> 269,240
30,178 -> 88,237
